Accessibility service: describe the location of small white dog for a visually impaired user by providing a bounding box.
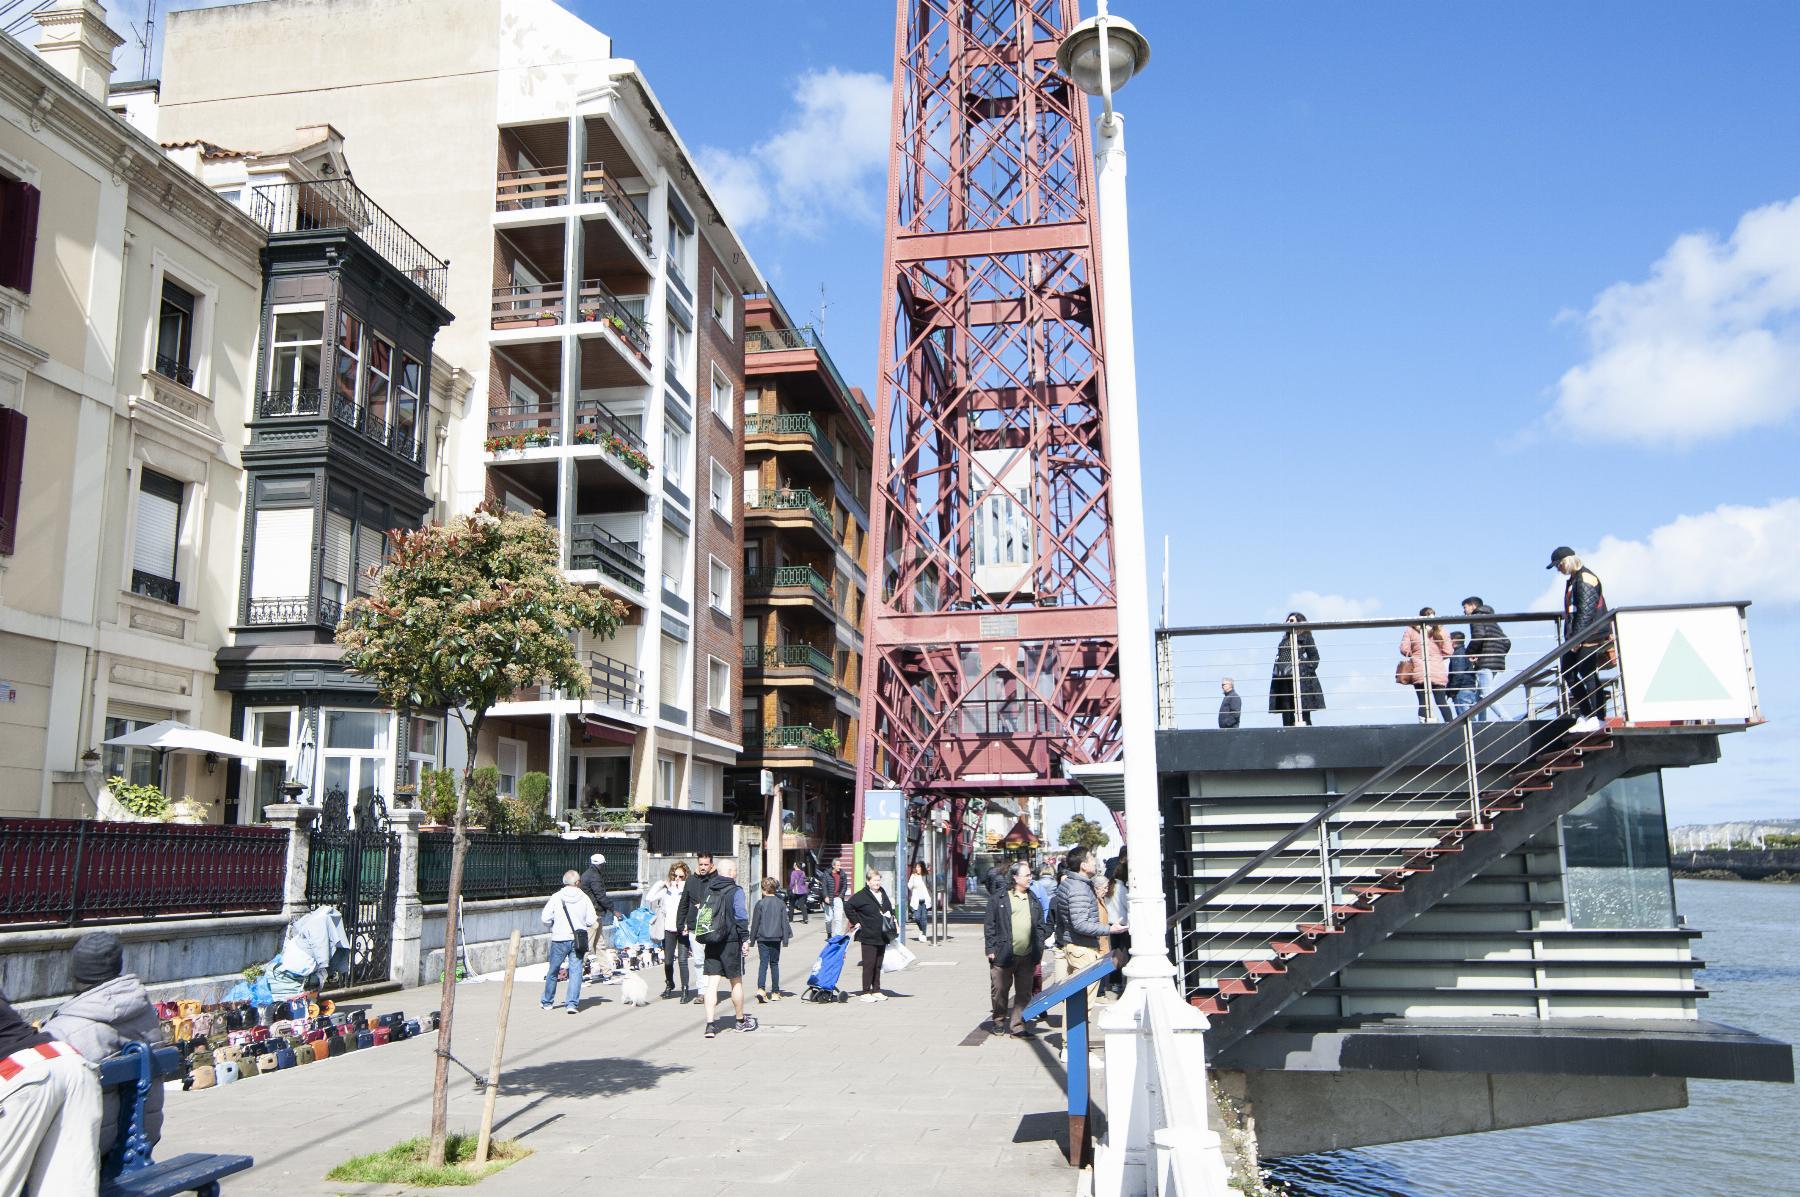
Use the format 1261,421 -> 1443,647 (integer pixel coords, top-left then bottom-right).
619,972 -> 650,1007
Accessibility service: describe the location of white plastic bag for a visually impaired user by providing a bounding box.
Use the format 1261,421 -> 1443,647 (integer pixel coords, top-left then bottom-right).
882,942 -> 917,973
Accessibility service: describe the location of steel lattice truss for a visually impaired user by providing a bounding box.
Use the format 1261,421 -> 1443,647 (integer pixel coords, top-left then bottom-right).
857,0 -> 1122,802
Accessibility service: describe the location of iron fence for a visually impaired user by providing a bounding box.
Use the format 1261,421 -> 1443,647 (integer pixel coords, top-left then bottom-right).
129,569 -> 180,606
417,833 -> 640,903
0,818 -> 286,927
256,387 -> 324,418
249,179 -> 449,303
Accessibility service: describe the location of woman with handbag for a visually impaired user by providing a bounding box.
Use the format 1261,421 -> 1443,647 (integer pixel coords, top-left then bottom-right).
1268,612 -> 1324,726
1396,607 -> 1456,723
539,870 -> 598,1014
844,869 -> 898,1003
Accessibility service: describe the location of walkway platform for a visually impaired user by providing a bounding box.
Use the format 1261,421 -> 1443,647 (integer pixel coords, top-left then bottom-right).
157,914 -> 1083,1194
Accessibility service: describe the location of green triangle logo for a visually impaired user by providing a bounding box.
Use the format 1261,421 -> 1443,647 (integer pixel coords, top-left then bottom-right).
1642,629 -> 1731,703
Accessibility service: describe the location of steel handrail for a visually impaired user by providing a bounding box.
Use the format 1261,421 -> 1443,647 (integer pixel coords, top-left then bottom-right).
1165,609 -> 1622,929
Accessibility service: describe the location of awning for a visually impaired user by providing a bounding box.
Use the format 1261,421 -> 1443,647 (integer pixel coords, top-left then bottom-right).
998,818 -> 1040,847
572,714 -> 637,746
102,719 -> 288,761
1063,760 -> 1125,813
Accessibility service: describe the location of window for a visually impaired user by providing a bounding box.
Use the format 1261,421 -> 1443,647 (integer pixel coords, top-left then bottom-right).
708,556 -> 731,615
710,273 -> 734,336
407,717 -> 441,787
709,364 -> 733,425
250,507 -> 314,604
268,309 -> 324,407
363,335 -> 394,436
355,524 -> 385,595
0,407 -> 23,555
334,309 -> 363,416
743,541 -> 762,575
666,218 -> 693,284
323,510 -> 354,605
241,709 -> 293,824
1562,774 -> 1677,929
103,715 -> 163,788
320,709 -> 391,820
663,423 -> 687,481
130,470 -> 183,603
660,634 -> 685,710
657,754 -> 679,807
396,355 -> 423,450
0,178 -> 41,293
743,467 -> 760,508
707,656 -> 730,713
665,321 -> 691,378
708,459 -> 731,518
155,279 -> 197,386
661,526 -> 686,594
743,386 -> 759,420
741,696 -> 760,735
742,614 -> 760,651
496,738 -> 526,797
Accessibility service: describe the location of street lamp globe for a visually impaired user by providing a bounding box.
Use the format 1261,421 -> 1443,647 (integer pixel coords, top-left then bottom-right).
1055,13 -> 1150,98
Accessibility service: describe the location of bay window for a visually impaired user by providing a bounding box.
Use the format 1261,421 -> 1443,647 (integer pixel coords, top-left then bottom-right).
268,308 -> 324,407
334,309 -> 363,418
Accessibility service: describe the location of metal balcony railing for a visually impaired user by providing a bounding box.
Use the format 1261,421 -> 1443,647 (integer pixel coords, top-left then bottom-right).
244,595 -> 342,628
744,564 -> 831,599
749,487 -> 832,528
570,519 -> 646,592
587,651 -> 645,714
578,164 -> 654,253
152,354 -> 195,388
574,279 -> 651,360
572,400 -> 650,475
250,180 -> 448,303
130,569 -> 179,606
745,326 -> 869,438
763,724 -> 841,754
744,411 -> 823,441
256,387 -> 324,418
744,643 -> 834,675
491,284 -> 565,327
495,164 -> 569,211
486,401 -> 560,452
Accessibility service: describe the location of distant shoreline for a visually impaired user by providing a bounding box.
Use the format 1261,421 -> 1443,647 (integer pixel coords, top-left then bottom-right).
1673,868 -> 1800,884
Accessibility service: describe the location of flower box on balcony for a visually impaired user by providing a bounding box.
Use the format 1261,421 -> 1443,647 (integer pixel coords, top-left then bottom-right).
494,315 -> 558,329
485,431 -> 556,454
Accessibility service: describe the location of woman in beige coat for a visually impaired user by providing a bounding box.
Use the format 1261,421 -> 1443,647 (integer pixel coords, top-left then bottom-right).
1397,607 -> 1456,723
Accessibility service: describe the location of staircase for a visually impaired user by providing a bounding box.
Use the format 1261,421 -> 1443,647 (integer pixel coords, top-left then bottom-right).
1169,622 -> 1650,1056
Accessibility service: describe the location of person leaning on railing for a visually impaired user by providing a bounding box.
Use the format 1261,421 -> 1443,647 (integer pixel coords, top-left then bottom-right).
1550,546 -> 1609,732
1268,612 -> 1324,727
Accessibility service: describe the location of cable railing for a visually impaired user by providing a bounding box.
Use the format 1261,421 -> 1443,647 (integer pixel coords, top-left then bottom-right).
1158,610 -> 1565,730
1161,602 -> 1759,1015
250,180 -> 448,304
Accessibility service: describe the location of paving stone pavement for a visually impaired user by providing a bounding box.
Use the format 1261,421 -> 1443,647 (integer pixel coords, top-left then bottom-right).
159,915 -> 1087,1195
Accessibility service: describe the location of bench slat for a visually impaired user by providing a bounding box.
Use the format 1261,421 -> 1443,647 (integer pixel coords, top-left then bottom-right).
100,1153 -> 253,1197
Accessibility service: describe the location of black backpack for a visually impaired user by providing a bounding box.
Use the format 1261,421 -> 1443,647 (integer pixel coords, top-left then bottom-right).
694,883 -> 736,945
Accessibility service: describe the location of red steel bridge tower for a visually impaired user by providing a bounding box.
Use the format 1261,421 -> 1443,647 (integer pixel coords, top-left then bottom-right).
856,0 -> 1121,894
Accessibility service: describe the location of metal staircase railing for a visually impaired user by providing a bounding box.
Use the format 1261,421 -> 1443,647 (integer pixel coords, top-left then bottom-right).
1165,611 -> 1626,1028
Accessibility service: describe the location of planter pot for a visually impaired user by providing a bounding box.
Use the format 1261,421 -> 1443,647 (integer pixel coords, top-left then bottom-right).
94,788 -> 159,823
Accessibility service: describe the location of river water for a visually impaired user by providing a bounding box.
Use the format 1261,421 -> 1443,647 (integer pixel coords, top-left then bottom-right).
1265,879 -> 1799,1196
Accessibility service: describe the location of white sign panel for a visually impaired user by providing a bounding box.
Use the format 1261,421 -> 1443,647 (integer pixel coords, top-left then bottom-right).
1616,607 -> 1758,725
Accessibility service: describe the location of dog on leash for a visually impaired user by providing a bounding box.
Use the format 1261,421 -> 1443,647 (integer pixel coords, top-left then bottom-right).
619,972 -> 650,1006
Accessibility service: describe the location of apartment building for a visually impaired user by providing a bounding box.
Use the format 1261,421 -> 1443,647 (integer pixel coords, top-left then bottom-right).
731,298 -> 874,876
157,0 -> 761,816
0,5 -> 265,818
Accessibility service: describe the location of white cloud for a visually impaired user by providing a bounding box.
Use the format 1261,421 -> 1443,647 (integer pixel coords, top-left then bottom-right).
1276,591 -> 1383,623
1531,497 -> 1800,611
1550,194 -> 1800,445
696,68 -> 889,236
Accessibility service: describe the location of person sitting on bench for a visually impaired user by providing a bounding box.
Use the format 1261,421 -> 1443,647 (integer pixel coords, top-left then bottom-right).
0,987 -> 103,1195
45,933 -> 165,1158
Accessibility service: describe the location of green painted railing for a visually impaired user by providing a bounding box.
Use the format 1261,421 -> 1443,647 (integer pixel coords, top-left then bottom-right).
750,487 -> 831,527
745,325 -> 869,439
763,724 -> 841,753
744,565 -> 830,599
743,411 -> 823,441
418,832 -> 639,903
744,643 -> 834,674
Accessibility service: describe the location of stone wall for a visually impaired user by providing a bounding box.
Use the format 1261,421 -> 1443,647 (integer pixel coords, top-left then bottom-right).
2,913 -> 287,1017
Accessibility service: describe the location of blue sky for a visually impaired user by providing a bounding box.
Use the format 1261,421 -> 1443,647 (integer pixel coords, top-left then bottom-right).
124,2 -> 1799,828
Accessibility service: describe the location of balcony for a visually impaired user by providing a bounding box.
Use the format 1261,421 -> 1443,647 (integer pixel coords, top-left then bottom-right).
244,595 -> 343,629
495,164 -> 569,211
763,724 -> 842,755
254,387 -> 426,467
250,179 -> 448,304
748,487 -> 832,527
572,400 -> 651,477
491,284 -> 565,329
130,569 -> 179,606
745,564 -> 831,602
573,279 -> 651,363
745,643 -> 835,677
745,326 -> 871,440
588,651 -> 645,715
578,164 -> 653,255
571,518 -> 647,593
152,353 -> 195,389
744,411 -> 823,442
486,400 -> 560,453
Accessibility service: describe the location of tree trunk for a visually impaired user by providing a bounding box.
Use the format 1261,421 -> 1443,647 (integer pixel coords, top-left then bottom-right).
427,715 -> 482,1167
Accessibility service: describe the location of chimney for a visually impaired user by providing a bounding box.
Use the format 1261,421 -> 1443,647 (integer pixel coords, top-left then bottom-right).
35,0 -> 125,103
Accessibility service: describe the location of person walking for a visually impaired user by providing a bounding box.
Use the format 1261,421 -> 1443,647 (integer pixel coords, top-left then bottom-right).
1098,867 -> 1130,998
1397,608 -> 1456,723
1218,677 -> 1242,728
1056,847 -> 1122,1003
696,859 -> 756,1038
675,851 -> 717,1002
827,863 -> 851,935
750,877 -> 792,1003
1447,632 -> 1477,720
844,869 -> 898,1003
1268,612 -> 1324,726
539,870 -> 597,1014
906,861 -> 932,943
0,989 -> 102,1197
646,862 -> 691,1000
787,861 -> 811,924
1550,547 -> 1610,731
1462,596 -> 1511,721
42,932 -> 164,1158
984,861 -> 1048,1037
577,852 -> 617,963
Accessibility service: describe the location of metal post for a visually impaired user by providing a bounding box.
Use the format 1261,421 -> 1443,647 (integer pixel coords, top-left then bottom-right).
1317,818 -> 1334,926
1462,720 -> 1481,827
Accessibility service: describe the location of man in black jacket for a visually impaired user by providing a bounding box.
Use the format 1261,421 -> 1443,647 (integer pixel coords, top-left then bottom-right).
1462,597 -> 1511,722
577,854 -> 617,951
984,861 -> 1048,1036
1218,678 -> 1242,729
1550,548 -> 1609,729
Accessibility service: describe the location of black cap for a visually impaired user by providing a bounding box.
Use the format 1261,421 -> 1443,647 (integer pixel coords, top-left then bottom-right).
1547,546 -> 1576,570
71,932 -> 124,987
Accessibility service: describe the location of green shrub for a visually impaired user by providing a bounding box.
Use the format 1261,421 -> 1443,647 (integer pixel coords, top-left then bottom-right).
467,765 -> 503,829
107,777 -> 170,819
516,772 -> 550,816
418,768 -> 459,826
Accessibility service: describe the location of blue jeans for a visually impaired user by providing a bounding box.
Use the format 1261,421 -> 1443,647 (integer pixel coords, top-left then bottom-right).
757,942 -> 781,993
1453,689 -> 1478,718
1473,668 -> 1506,721
542,939 -> 583,1009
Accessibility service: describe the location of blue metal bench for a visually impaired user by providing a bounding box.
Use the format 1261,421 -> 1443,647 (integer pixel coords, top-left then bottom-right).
96,1042 -> 253,1197
1021,954 -> 1118,1168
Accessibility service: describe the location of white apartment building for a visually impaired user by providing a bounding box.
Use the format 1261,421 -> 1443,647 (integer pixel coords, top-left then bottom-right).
156,0 -> 763,816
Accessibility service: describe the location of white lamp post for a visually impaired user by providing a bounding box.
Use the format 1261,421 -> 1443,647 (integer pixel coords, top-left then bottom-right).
1058,7 -> 1232,1195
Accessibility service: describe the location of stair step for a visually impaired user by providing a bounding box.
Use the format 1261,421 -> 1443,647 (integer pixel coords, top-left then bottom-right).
1332,904 -> 1373,916
1217,978 -> 1257,995
1349,884 -> 1404,895
1191,997 -> 1230,1015
1245,960 -> 1287,976
1270,940 -> 1315,956
1297,922 -> 1344,936
1488,784 -> 1552,795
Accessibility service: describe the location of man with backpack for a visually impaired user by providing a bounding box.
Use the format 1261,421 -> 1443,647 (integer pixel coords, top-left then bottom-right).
694,858 -> 755,1038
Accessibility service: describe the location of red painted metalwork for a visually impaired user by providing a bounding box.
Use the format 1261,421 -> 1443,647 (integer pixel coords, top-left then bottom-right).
856,0 -> 1121,845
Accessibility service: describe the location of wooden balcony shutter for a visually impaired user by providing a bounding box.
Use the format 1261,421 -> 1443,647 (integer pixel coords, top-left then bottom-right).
0,181 -> 40,294
0,406 -> 24,554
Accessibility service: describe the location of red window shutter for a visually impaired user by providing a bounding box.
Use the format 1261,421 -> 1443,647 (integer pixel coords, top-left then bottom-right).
0,406 -> 24,554
0,181 -> 40,294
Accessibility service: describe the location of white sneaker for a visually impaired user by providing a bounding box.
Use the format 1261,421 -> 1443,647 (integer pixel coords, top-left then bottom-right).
1571,716 -> 1602,734
873,992 -> 891,1002
859,993 -> 880,1003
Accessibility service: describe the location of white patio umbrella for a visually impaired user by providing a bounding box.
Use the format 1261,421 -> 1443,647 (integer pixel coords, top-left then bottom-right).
101,719 -> 290,761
